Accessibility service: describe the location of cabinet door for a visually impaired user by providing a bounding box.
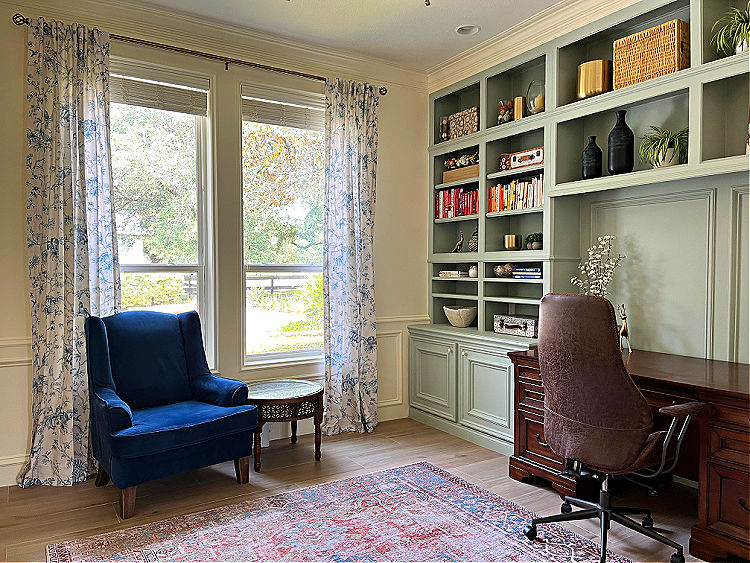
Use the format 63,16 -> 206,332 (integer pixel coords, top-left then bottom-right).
409,337 -> 457,421
458,346 -> 513,440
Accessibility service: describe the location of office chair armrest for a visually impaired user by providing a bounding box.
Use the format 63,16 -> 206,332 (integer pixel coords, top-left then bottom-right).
658,401 -> 708,418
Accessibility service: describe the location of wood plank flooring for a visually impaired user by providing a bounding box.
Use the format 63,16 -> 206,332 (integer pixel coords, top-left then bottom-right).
0,418 -> 698,562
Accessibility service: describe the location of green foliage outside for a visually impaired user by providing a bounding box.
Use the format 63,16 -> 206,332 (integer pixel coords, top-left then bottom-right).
281,273 -> 324,332
242,122 -> 324,265
121,273 -> 190,308
110,103 -> 198,265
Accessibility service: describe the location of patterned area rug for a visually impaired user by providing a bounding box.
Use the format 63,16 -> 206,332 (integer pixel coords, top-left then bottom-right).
47,462 -> 630,562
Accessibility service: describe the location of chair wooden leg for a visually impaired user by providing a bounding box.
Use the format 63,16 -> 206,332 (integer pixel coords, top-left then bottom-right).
234,455 -> 250,484
120,486 -> 136,519
95,464 -> 110,487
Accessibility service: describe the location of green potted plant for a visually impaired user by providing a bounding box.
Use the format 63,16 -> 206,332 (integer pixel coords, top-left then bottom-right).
712,1 -> 750,56
638,126 -> 688,169
525,232 -> 543,250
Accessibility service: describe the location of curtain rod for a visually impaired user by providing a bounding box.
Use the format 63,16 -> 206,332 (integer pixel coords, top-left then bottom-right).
12,12 -> 388,95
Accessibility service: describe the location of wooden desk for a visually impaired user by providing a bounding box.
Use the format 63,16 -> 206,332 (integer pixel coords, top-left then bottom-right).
508,349 -> 750,562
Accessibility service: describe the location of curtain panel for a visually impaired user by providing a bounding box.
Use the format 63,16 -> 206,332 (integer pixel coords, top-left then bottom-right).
322,78 -> 379,435
19,18 -> 120,487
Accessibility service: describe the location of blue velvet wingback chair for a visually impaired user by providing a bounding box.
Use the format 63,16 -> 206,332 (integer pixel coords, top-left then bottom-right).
85,310 -> 257,519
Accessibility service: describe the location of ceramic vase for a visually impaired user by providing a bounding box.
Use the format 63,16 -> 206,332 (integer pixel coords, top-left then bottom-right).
608,110 -> 634,175
582,135 -> 602,179
653,147 -> 676,169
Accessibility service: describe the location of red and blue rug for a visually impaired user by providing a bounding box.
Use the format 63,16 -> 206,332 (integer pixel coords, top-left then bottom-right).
47,462 -> 629,562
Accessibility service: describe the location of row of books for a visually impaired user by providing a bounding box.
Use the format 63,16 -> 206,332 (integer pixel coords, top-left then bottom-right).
512,267 -> 542,279
488,174 -> 544,213
438,270 -> 469,278
435,188 -> 478,220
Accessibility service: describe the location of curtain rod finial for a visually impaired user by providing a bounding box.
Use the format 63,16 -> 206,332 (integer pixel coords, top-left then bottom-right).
378,86 -> 387,96
12,13 -> 30,26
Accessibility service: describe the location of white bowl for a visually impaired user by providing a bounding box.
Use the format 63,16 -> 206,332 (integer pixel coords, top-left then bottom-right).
443,306 -> 478,328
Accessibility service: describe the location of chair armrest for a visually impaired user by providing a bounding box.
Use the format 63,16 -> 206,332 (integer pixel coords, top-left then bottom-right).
658,401 -> 709,418
92,387 -> 133,432
192,374 -> 248,407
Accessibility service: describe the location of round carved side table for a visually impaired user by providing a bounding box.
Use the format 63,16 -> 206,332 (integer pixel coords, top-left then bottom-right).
245,379 -> 324,472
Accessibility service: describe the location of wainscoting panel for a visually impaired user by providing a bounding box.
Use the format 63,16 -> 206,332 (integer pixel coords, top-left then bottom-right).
589,189 -> 715,358
0,338 -> 32,486
730,187 -> 749,364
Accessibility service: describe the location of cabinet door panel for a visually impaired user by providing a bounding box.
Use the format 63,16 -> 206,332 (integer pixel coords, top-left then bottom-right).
458,346 -> 513,440
409,337 -> 457,421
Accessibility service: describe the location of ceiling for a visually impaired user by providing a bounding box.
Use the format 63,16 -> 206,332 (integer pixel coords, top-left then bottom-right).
132,0 -> 562,71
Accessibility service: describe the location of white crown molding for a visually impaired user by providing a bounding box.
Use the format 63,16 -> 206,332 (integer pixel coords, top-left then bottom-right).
2,0 -> 428,92
426,0 -> 640,93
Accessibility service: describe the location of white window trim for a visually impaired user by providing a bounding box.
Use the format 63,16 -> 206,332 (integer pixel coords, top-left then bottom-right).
112,60 -> 216,368
240,82 -> 325,368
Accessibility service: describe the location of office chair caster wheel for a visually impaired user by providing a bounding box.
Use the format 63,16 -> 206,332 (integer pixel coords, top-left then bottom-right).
670,552 -> 685,563
642,514 -> 653,528
561,502 -> 572,514
523,524 -> 537,541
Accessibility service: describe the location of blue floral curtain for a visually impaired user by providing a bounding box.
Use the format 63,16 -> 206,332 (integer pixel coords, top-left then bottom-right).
19,18 -> 120,487
322,78 -> 379,435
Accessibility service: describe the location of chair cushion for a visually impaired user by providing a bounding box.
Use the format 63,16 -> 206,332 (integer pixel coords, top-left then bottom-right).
110,400 -> 258,459
102,311 -> 192,408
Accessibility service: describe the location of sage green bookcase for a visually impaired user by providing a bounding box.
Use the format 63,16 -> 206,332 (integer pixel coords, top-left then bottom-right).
411,0 -> 749,453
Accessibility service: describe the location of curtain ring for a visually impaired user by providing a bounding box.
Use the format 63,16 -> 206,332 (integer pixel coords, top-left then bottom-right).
378,86 -> 387,96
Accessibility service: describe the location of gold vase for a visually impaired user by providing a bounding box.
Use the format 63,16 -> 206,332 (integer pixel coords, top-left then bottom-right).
577,60 -> 613,100
504,234 -> 522,251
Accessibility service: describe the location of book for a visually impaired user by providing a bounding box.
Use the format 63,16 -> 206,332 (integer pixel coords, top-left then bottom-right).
435,186 -> 478,220
488,173 -> 544,213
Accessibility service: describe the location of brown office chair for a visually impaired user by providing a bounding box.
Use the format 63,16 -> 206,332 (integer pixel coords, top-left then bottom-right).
522,293 -> 707,563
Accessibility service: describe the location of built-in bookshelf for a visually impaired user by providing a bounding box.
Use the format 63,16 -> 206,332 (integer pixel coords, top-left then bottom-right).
427,0 -> 750,343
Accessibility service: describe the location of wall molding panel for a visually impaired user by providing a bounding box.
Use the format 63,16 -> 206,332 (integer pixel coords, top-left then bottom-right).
730,185 -> 750,363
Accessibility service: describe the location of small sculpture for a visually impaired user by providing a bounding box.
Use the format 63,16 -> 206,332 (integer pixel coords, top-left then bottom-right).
618,303 -> 631,354
451,231 -> 464,253
493,263 -> 515,278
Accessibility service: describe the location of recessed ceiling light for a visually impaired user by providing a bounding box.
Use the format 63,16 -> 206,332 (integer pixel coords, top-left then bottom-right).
456,25 -> 480,36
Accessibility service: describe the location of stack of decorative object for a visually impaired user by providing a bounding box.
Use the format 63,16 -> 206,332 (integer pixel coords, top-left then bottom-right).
496,81 -> 545,124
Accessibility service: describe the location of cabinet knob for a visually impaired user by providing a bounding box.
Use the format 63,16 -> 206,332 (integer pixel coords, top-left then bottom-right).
447,348 -> 453,354
462,351 -> 467,356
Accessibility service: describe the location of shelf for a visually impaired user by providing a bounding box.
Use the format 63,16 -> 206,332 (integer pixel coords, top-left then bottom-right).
433,293 -> 479,301
408,323 -> 538,347
486,207 -> 543,218
550,163 -> 694,197
429,253 -> 480,263
484,296 -> 540,306
432,276 -> 478,281
483,250 -> 547,261
433,82 -> 480,146
485,277 -> 543,284
435,214 -> 479,224
434,177 -> 480,190
702,72 -> 750,161
487,164 -> 544,181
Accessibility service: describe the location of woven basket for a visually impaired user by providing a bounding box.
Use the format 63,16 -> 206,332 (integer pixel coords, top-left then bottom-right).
613,19 -> 690,90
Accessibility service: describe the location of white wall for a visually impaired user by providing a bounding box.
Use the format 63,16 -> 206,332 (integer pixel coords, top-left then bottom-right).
0,0 -> 429,486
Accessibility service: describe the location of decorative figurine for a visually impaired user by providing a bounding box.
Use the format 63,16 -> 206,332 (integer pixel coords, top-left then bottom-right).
493,263 -> 515,278
451,231 -> 464,253
497,100 -> 514,124
468,265 -> 478,278
617,303 -> 631,354
444,152 -> 478,170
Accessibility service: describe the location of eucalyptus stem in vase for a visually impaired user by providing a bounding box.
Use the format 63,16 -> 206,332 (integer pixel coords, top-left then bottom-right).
571,235 -> 626,297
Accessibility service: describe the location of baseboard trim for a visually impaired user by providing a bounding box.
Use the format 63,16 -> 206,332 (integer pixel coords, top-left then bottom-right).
409,408 -> 514,457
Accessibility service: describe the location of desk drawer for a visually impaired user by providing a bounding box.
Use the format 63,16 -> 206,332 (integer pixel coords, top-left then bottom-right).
518,376 -> 545,413
517,410 -> 565,471
709,426 -> 750,468
518,364 -> 541,382
712,404 -> 750,429
707,463 -> 750,538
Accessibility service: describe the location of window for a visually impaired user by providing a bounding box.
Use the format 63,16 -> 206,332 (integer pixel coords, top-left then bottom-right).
109,65 -> 214,360
241,85 -> 325,363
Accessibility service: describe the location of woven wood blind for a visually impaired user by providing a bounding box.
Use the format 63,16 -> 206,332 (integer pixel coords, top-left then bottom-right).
241,97 -> 324,131
110,76 -> 208,116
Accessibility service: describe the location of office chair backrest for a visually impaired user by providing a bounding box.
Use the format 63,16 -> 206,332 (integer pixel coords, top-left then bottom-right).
538,293 -> 653,472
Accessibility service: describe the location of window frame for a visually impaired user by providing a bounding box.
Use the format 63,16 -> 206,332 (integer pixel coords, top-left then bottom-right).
110,59 -> 216,367
239,82 -> 326,369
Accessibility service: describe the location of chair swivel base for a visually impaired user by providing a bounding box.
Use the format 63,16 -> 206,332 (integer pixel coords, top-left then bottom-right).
522,486 -> 684,563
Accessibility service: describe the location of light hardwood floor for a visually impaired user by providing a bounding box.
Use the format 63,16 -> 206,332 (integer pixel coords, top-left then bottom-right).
0,418 -> 698,562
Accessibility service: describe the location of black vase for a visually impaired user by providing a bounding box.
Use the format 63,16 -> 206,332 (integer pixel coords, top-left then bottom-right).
608,110 -> 634,175
582,135 -> 602,179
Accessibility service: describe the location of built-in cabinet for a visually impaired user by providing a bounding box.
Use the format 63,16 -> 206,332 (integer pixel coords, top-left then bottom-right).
412,0 -> 748,452
408,324 -> 532,453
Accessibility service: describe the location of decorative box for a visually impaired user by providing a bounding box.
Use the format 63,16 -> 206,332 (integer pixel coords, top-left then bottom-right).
443,164 -> 479,183
494,314 -> 538,338
499,147 -> 544,171
613,19 -> 689,90
448,106 -> 479,140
